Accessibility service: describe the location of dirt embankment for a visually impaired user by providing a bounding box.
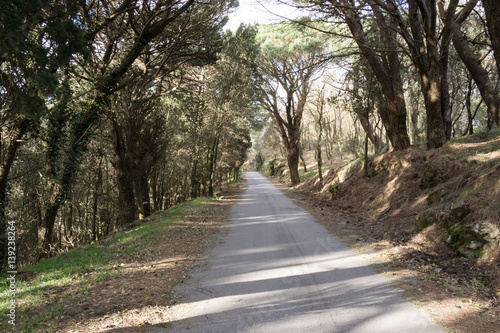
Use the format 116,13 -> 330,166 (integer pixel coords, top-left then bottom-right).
267,135 -> 500,333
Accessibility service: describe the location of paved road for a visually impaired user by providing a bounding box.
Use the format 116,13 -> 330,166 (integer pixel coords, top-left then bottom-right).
161,172 -> 443,333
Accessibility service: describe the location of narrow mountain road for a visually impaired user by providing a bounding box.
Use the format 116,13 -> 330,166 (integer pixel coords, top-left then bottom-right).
159,172 -> 443,333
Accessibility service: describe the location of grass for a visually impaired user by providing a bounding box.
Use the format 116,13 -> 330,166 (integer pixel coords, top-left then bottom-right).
460,186 -> 477,197
301,167 -> 319,181
450,128 -> 500,145
0,197 -> 213,332
299,164 -> 333,183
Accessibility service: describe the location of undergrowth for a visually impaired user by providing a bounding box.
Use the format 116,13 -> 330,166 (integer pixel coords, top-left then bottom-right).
0,197 -> 212,332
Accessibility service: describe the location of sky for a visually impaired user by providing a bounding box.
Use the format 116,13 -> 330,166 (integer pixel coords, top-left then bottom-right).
225,0 -> 302,31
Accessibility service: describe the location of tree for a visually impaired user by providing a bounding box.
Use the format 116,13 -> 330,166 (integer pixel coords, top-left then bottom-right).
204,25 -> 260,196
299,0 -> 411,150
257,23 -> 327,185
347,0 -> 453,148
0,0 -> 88,271
344,58 -> 386,151
440,0 -> 500,128
482,0 -> 500,77
107,0 -> 233,225
36,0 -> 212,259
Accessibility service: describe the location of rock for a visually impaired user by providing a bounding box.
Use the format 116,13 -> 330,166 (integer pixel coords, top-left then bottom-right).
457,246 -> 475,258
449,204 -> 472,222
469,221 -> 500,240
79,302 -> 91,310
466,240 -> 483,250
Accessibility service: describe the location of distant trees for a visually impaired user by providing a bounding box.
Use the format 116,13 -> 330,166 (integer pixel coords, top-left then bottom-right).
292,0 -> 499,151
256,23 -> 327,185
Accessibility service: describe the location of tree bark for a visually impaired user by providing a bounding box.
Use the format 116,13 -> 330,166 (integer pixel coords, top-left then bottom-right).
92,161 -> 102,240
406,0 -> 447,148
449,13 -> 500,128
208,136 -> 220,197
37,191 -> 63,260
299,142 -> 307,173
357,106 -> 385,152
482,0 -> 500,77
191,160 -> 199,199
287,144 -> 301,186
338,0 -> 410,150
111,124 -> 136,226
0,120 -> 27,271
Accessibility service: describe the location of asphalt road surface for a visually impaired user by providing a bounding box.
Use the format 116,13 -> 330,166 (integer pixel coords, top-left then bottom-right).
161,172 -> 443,333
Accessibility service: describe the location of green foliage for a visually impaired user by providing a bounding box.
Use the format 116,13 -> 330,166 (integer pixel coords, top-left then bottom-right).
267,158 -> 285,177
301,167 -> 319,181
257,21 -> 327,57
328,183 -> 340,199
255,152 -> 265,171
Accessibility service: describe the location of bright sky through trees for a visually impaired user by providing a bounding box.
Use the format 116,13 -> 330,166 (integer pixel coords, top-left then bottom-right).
225,0 -> 300,31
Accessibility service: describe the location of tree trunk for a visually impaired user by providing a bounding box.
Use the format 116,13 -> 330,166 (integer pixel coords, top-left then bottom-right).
140,175 -> 151,217
134,171 -> 151,218
422,77 -> 447,149
407,0 -> 447,149
450,17 -> 500,128
464,78 -> 474,135
66,203 -> 73,239
316,141 -> 323,182
92,164 -> 102,240
357,108 -> 385,152
0,121 -> 27,272
37,191 -> 63,260
112,124 -> 136,226
208,136 -> 220,197
287,145 -> 301,186
116,169 -> 136,226
299,142 -> 307,173
440,46 -> 453,140
482,0 -> 500,76
191,160 -> 199,199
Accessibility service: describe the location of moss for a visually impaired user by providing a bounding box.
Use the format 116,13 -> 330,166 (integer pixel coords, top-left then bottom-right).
328,183 -> 340,199
267,158 -> 285,177
416,213 -> 437,230
473,248 -> 486,259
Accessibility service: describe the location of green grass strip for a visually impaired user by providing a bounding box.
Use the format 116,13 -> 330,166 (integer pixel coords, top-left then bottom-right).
0,196 -> 212,332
